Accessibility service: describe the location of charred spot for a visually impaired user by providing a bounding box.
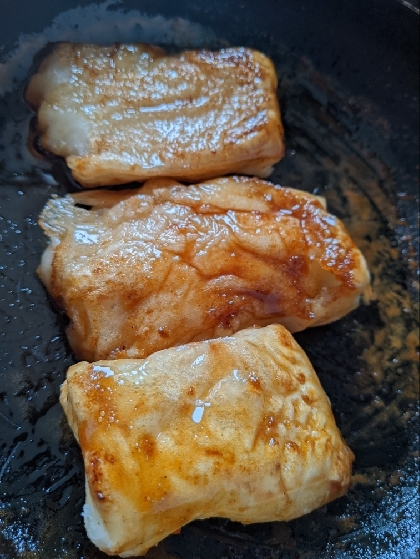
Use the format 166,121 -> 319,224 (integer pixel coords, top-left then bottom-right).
296,372 -> 306,385
328,479 -> 347,499
302,393 -> 317,406
158,327 -> 169,339
87,452 -> 104,490
188,386 -> 196,396
204,449 -> 224,458
217,311 -> 237,330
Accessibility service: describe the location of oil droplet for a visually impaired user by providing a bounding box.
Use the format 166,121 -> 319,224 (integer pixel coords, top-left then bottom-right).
93,365 -> 114,377
73,229 -> 99,245
191,400 -> 211,423
192,405 -> 204,423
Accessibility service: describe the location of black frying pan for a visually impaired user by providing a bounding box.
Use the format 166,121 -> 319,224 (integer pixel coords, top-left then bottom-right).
0,1 -> 419,558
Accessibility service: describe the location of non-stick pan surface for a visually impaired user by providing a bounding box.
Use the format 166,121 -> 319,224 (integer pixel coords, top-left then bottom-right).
0,1 -> 419,558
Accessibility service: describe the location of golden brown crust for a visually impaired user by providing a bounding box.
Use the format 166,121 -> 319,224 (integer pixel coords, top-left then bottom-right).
61,325 -> 354,557
38,176 -> 370,361
26,43 -> 284,187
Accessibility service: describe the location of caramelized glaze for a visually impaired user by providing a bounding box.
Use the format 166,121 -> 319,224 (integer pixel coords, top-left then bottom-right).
38,176 -> 370,361
60,325 -> 354,557
26,43 -> 284,187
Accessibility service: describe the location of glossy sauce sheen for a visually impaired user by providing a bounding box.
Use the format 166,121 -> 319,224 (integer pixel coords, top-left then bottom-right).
25,43 -> 284,187
38,176 -> 370,361
60,325 -> 354,557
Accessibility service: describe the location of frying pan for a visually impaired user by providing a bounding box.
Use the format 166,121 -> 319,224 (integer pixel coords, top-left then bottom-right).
0,0 -> 418,557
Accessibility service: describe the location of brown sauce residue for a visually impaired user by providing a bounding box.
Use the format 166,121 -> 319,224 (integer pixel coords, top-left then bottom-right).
140,435 -> 156,460
259,44 -> 419,557
342,186 -> 419,432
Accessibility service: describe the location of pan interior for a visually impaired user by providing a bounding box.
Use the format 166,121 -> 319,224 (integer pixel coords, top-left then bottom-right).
0,5 -> 418,559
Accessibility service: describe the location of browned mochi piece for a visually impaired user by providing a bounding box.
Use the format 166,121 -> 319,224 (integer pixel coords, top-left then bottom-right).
26,43 -> 284,187
60,325 -> 354,557
38,176 -> 370,361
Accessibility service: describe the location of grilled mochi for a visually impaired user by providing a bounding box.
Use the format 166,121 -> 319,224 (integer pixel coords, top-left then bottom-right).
60,324 -> 354,557
26,43 -> 284,187
38,176 -> 369,361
